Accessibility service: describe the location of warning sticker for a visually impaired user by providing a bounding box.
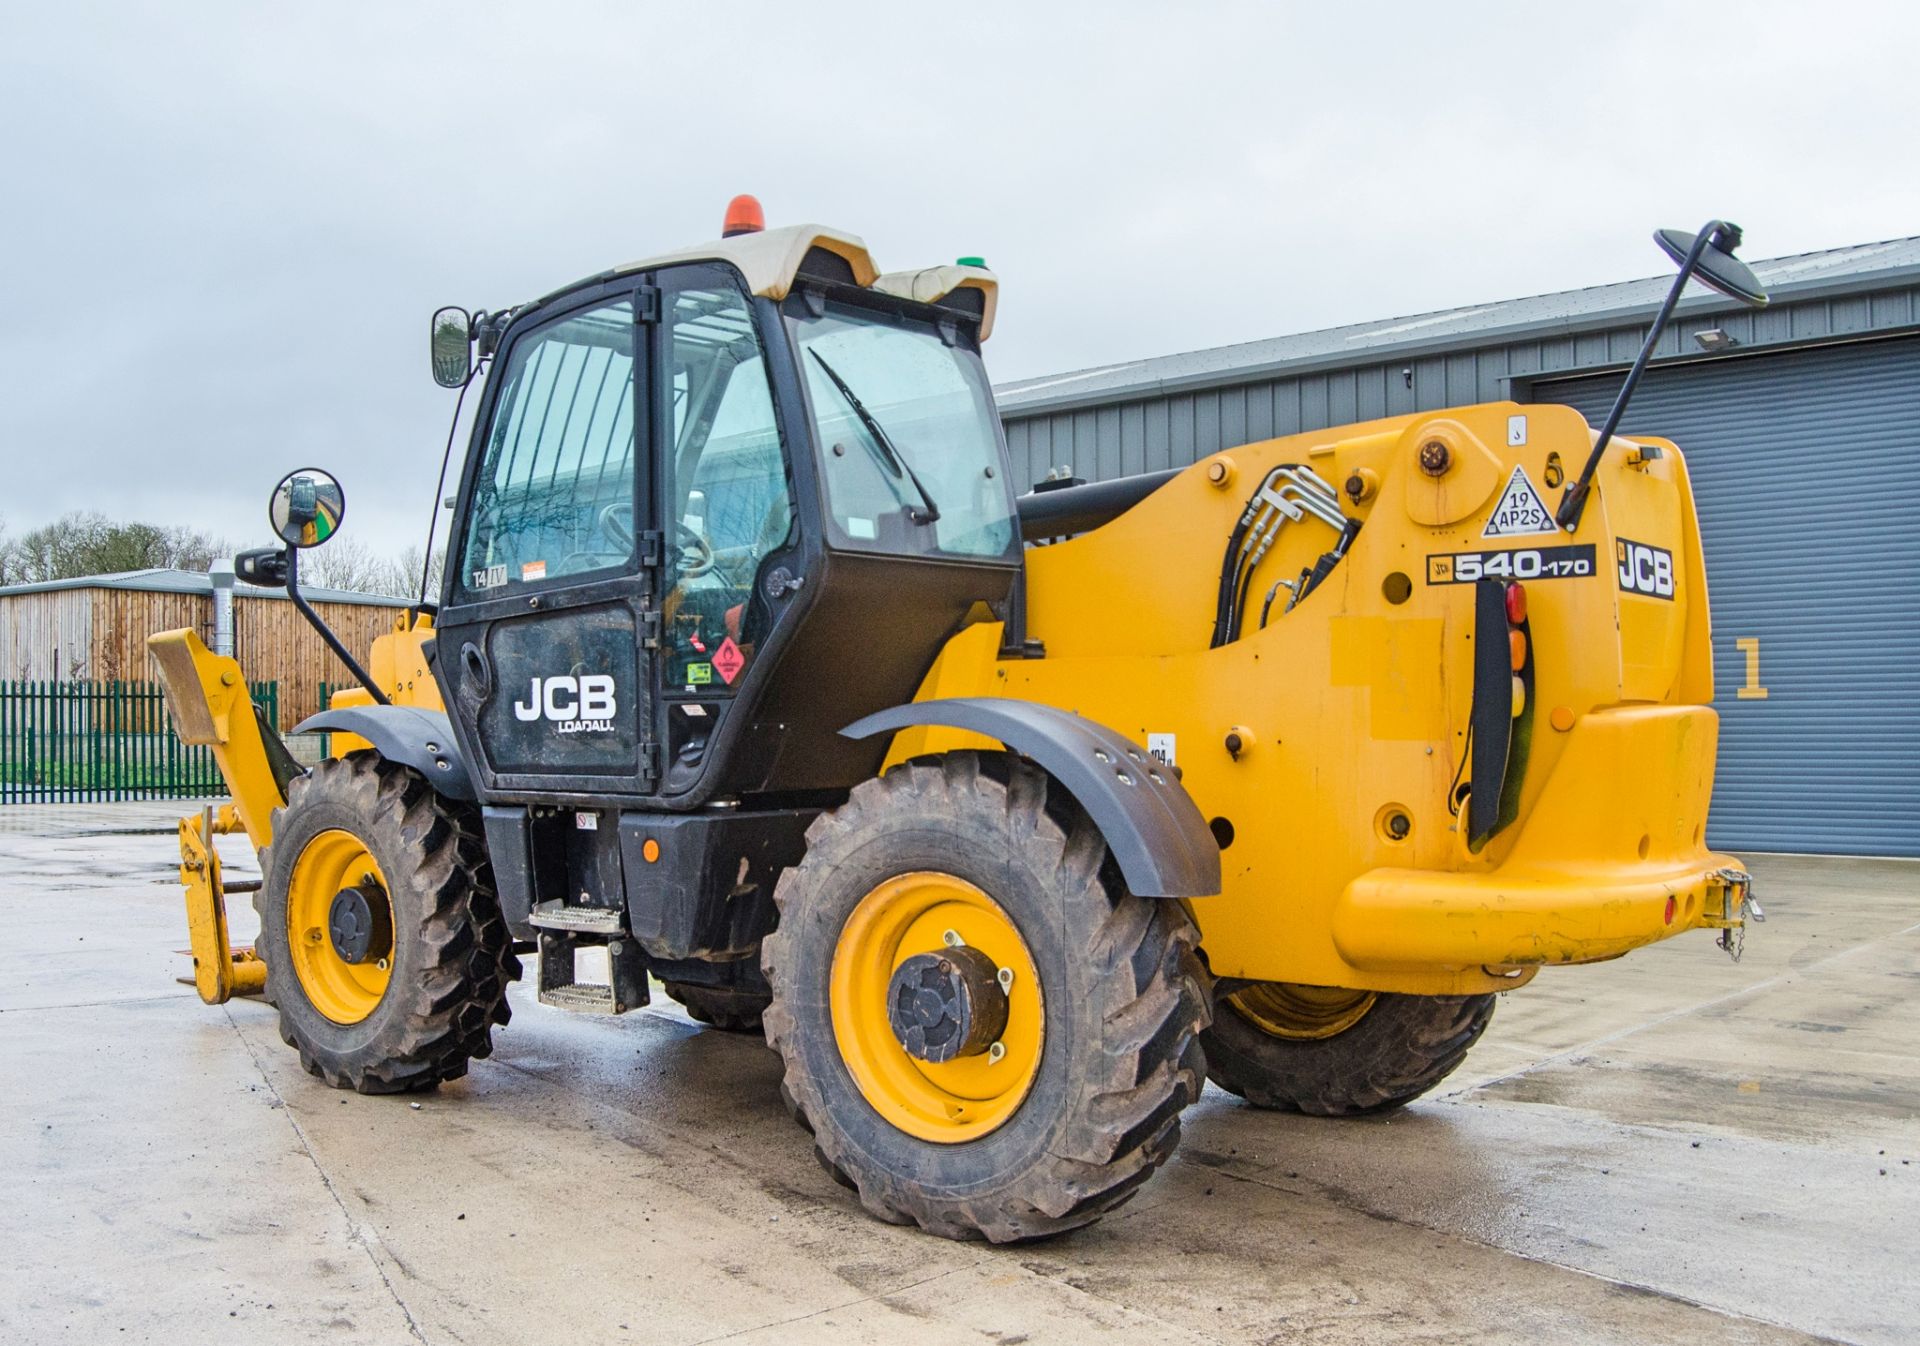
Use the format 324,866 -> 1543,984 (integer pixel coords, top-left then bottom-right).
521,559 -> 548,581
712,638 -> 745,685
686,662 -> 713,685
1482,466 -> 1557,538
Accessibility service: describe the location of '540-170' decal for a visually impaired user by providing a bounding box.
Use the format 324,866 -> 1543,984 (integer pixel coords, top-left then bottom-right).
1427,543 -> 1595,584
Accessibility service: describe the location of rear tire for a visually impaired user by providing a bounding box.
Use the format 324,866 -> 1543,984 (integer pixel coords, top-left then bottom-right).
661,979 -> 770,1033
762,753 -> 1211,1243
1203,985 -> 1494,1116
255,754 -> 519,1094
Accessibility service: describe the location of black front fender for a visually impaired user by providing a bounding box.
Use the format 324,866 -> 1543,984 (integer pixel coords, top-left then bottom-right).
294,706 -> 476,802
841,698 -> 1221,899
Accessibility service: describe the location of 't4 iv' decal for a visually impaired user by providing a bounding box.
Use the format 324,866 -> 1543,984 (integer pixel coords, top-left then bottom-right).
1482,465 -> 1558,538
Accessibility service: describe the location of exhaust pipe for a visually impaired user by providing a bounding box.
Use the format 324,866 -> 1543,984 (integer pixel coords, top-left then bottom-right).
209,557 -> 236,657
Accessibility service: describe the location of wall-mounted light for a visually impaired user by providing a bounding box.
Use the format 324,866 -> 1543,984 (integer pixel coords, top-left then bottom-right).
1693,328 -> 1740,353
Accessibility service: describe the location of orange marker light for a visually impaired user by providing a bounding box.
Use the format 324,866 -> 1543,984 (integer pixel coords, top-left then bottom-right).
1509,628 -> 1527,672
642,838 -> 661,863
721,194 -> 765,237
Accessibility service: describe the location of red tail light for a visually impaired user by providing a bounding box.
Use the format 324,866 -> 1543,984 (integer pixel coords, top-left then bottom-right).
1504,582 -> 1527,625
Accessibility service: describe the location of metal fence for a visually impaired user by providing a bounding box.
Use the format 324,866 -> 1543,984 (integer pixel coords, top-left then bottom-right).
0,679 -> 278,804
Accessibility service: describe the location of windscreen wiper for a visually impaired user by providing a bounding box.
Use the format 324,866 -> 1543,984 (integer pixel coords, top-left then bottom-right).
808,350 -> 941,524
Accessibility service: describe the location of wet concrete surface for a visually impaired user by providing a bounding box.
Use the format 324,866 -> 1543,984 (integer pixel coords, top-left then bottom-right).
1,803 -> 1913,1345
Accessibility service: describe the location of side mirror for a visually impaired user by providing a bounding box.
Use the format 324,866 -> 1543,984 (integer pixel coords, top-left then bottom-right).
1655,224 -> 1770,308
269,468 -> 346,548
432,306 -> 474,388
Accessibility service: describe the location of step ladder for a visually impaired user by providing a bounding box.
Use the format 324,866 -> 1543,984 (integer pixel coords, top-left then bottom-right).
529,899 -> 649,1014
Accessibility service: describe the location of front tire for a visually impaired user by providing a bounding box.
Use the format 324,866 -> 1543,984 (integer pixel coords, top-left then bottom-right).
255,754 -> 519,1094
762,753 -> 1210,1242
1202,983 -> 1494,1116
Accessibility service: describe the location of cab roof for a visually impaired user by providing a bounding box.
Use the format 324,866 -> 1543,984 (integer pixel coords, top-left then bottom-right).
592,223 -> 999,340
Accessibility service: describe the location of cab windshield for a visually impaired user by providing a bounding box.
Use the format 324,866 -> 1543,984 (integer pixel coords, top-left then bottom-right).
790,299 -> 1015,560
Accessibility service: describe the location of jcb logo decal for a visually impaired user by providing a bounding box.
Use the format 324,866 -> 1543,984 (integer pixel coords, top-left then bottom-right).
1616,539 -> 1675,601
514,675 -> 617,734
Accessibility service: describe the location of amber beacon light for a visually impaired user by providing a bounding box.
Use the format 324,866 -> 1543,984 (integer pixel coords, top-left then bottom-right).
722,194 -> 766,237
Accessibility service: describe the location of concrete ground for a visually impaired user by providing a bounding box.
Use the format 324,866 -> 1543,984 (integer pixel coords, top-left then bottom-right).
0,802 -> 1913,1346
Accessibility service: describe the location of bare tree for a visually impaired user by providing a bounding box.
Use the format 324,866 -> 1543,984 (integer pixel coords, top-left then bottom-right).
294,536 -> 392,594
0,511 -> 228,584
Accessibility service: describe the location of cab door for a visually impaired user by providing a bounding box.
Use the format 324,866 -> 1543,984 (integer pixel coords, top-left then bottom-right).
437,286 -> 658,799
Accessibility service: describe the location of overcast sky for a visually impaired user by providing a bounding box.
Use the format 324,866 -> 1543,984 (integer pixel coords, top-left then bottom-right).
5,2 -> 1917,558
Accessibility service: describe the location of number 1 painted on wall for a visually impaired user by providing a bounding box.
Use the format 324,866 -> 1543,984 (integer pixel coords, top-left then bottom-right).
1735,637 -> 1768,700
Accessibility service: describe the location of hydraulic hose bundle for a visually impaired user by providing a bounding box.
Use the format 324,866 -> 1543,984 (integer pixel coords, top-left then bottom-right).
1209,465 -> 1356,647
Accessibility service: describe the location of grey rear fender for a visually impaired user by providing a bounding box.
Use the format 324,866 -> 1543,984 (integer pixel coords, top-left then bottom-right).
840,697 -> 1221,900
294,706 -> 476,803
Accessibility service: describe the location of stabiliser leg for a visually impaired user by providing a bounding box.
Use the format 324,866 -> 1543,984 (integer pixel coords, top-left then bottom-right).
177,803 -> 268,1004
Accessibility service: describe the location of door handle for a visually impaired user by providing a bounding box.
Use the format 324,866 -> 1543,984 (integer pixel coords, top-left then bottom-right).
460,642 -> 492,700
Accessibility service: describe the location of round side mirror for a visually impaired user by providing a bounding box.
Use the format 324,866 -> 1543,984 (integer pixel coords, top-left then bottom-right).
1656,226 -> 1770,309
269,468 -> 346,548
432,306 -> 474,388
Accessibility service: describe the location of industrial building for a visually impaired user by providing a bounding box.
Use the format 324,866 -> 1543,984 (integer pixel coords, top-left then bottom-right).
997,238 -> 1920,856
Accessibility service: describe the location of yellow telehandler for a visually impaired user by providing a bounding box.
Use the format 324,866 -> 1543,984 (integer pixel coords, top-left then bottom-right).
151,200 -> 1763,1241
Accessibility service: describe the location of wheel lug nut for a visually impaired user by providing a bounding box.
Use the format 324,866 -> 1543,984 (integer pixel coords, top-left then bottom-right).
987,1042 -> 1006,1065
997,967 -> 1014,992
942,929 -> 963,947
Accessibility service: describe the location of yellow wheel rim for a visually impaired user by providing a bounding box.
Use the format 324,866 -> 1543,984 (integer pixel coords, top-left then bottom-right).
1227,982 -> 1377,1041
285,828 -> 393,1025
830,872 -> 1044,1144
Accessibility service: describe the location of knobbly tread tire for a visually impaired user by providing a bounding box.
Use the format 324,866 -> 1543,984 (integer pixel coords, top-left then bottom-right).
661,981 -> 770,1033
1203,989 -> 1495,1116
254,753 -> 520,1095
761,752 -> 1212,1243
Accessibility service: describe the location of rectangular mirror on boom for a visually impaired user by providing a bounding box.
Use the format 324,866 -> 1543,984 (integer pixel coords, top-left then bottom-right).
431,305 -> 473,388
1555,218 -> 1769,531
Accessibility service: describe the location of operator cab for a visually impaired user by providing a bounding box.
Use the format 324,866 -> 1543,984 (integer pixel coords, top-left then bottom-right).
430,208 -> 1019,810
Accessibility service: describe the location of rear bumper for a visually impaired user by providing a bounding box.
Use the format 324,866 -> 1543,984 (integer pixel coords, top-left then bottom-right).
1332,853 -> 1748,969
1332,703 -> 1743,971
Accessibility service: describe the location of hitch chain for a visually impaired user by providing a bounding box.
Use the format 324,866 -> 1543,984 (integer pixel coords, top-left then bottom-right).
1713,867 -> 1764,962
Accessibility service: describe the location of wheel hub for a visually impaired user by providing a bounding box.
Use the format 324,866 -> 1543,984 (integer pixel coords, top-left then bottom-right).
887,945 -> 1008,1063
830,871 -> 1045,1143
286,828 -> 394,1025
327,883 -> 393,965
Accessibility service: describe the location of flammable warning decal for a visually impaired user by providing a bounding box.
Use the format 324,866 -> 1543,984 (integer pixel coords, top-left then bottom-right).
1482,465 -> 1558,537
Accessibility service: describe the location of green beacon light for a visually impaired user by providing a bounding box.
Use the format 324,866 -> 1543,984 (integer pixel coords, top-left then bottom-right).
956,256 -> 986,269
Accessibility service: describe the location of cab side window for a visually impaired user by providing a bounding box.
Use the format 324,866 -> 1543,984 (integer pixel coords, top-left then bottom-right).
457,300 -> 636,596
661,274 -> 791,691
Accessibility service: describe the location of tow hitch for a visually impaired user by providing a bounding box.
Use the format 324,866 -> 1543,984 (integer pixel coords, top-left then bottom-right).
1702,867 -> 1765,962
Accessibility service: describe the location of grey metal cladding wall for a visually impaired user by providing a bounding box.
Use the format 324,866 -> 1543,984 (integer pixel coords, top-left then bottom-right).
1537,337 -> 1920,858
1000,285 -> 1920,490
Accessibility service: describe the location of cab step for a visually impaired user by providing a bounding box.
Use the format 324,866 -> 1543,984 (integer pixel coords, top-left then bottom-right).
535,925 -> 650,1015
529,899 -> 628,935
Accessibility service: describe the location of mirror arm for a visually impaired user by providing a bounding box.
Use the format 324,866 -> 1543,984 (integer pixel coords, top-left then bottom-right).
285,547 -> 391,707
1555,220 -> 1725,533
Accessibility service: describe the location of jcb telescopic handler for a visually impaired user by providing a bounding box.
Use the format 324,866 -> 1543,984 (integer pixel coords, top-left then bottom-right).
153,201 -> 1764,1241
